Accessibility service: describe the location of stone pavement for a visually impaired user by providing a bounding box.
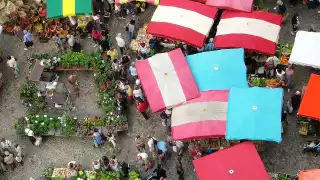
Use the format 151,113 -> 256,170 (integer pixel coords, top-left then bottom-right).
0,1 -> 320,179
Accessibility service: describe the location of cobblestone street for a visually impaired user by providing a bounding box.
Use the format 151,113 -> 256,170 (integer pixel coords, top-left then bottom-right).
1,0 -> 320,179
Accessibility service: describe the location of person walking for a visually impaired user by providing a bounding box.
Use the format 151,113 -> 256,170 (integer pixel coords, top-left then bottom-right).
92,27 -> 102,47
127,20 -> 136,42
137,98 -> 149,120
176,156 -> 184,180
23,30 -> 33,50
129,62 -> 138,79
135,135 -> 146,152
147,135 -> 158,153
14,144 -> 23,165
4,151 -> 15,170
290,91 -> 302,112
116,33 -> 126,54
285,65 -> 294,92
204,38 -> 215,51
107,46 -> 119,61
6,55 -> 19,78
1,138 -> 12,150
291,13 -> 300,35
67,34 -> 75,49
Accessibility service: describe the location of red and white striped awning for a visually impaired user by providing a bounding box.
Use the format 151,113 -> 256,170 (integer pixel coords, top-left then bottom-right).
215,11 -> 282,55
136,48 -> 200,112
171,90 -> 229,140
147,0 -> 218,48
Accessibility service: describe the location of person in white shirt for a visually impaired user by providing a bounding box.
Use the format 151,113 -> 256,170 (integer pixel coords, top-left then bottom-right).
133,85 -> 143,100
92,160 -> 101,172
1,138 -> 12,150
137,152 -> 148,164
147,135 -> 158,153
14,144 -> 23,165
173,140 -> 184,156
276,69 -> 285,81
4,151 -> 15,170
6,56 -> 19,78
115,33 -> 126,54
67,34 -> 75,48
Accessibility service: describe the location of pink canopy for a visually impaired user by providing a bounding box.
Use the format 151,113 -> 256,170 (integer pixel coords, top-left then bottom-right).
135,48 -> 200,112
215,11 -> 282,55
147,0 -> 218,48
206,0 -> 253,12
171,91 -> 228,140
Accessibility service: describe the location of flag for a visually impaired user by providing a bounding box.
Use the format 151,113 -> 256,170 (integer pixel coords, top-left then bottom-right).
135,48 -> 200,112
215,11 -> 282,55
171,91 -> 228,140
147,0 -> 218,48
47,0 -> 92,19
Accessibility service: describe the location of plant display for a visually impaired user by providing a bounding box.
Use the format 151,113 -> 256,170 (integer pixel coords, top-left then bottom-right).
129,170 -> 141,180
249,77 -> 267,87
27,115 -> 59,135
19,82 -> 45,115
97,171 -> 120,180
13,117 -> 27,136
60,52 -> 91,68
276,43 -> 294,59
42,167 -> 54,177
32,53 -> 61,69
61,115 -> 78,136
83,116 -> 106,127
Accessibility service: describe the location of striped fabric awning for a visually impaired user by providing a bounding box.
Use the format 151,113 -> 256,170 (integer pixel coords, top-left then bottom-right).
171,90 -> 229,140
47,0 -> 92,19
135,48 -> 200,112
147,0 -> 218,48
215,11 -> 282,55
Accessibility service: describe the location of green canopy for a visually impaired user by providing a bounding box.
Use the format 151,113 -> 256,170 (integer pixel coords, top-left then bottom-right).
46,0 -> 92,19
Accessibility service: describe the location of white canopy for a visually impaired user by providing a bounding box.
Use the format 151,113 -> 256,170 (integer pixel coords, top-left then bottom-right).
289,31 -> 320,68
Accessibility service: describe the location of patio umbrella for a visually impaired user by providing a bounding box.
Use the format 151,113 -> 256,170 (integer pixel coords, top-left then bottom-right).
147,0 -> 218,48
193,141 -> 269,180
171,90 -> 229,140
226,87 -> 283,142
135,48 -> 200,112
298,74 -> 320,120
186,48 -> 248,91
215,11 -> 282,55
47,0 -> 92,19
299,169 -> 320,180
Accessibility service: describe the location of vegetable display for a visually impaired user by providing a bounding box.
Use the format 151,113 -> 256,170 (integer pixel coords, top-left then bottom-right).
19,82 -> 45,115
60,51 -> 91,68
129,170 -> 141,180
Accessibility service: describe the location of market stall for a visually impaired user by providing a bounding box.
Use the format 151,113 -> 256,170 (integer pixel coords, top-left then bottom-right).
46,0 -> 92,19
297,74 -> 320,136
269,172 -> 298,180
186,48 -> 248,91
146,0 -> 218,48
289,31 -> 320,68
248,75 -> 285,88
193,142 -> 270,180
226,87 -> 283,142
206,0 -> 253,12
135,48 -> 200,112
171,90 -> 229,140
215,11 -> 282,55
298,169 -> 320,180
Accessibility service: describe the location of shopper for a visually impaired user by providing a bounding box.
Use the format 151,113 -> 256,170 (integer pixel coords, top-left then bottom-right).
116,33 -> 126,54
67,34 -> 75,48
204,38 -> 215,51
153,164 -> 167,179
107,46 -> 119,61
53,35 -> 63,51
127,20 -> 136,42
176,156 -> 184,180
23,30 -> 33,50
109,155 -> 120,172
129,62 -> 138,79
99,36 -> 110,52
92,160 -> 101,172
92,27 -> 102,47
276,69 -> 285,81
147,135 -> 158,153
135,135 -> 146,152
291,13 -> 300,35
6,55 -> 19,78
14,144 -> 23,165
4,151 -> 15,170
137,151 -> 149,165
173,140 -> 184,156
85,20 -> 94,38
290,91 -> 302,112
138,43 -> 149,59
125,85 -> 134,103
1,138 -> 12,150
285,65 -> 294,92
137,98 -> 149,120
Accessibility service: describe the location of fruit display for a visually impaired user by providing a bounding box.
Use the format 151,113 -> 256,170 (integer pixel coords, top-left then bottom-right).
249,77 -> 267,87
130,24 -> 152,51
52,168 -> 72,178
266,79 -> 285,88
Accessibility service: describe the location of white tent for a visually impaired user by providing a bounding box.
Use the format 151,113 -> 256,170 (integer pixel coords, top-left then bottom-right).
289,31 -> 320,68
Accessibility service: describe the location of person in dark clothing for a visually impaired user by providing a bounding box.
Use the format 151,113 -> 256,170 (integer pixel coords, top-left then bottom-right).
121,55 -> 130,65
72,42 -> 82,52
85,20 -> 94,38
153,164 -> 167,179
99,36 -> 110,52
290,91 -> 302,112
276,0 -> 287,16
291,13 -> 300,35
120,161 -> 129,177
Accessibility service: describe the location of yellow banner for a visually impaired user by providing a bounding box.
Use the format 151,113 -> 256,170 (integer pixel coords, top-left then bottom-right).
63,0 -> 75,17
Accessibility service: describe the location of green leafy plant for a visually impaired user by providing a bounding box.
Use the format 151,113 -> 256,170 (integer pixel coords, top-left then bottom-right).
42,167 -> 54,177
97,171 -> 120,180
129,170 -> 141,180
13,117 -> 27,136
60,51 -> 91,68
61,115 -> 77,136
20,82 -> 45,115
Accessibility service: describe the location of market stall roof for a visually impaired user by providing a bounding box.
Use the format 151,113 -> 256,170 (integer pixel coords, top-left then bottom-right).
46,0 -> 92,19
135,48 -> 200,112
215,11 -> 282,55
190,0 -> 207,3
147,0 -> 218,48
193,141 -> 269,180
186,48 -> 248,91
171,90 -> 228,140
226,87 -> 283,142
298,74 -> 320,120
289,31 -> 320,68
298,169 -> 320,180
206,0 -> 253,12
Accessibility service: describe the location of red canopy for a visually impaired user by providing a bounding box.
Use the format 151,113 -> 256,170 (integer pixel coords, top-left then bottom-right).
298,74 -> 320,120
206,0 -> 253,12
193,142 -> 269,180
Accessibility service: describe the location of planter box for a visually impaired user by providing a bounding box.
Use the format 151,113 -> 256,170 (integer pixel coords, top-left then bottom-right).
54,66 -> 92,71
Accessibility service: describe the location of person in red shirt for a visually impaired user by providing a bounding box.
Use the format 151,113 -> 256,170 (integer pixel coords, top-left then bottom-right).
137,98 -> 149,120
92,27 -> 102,47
